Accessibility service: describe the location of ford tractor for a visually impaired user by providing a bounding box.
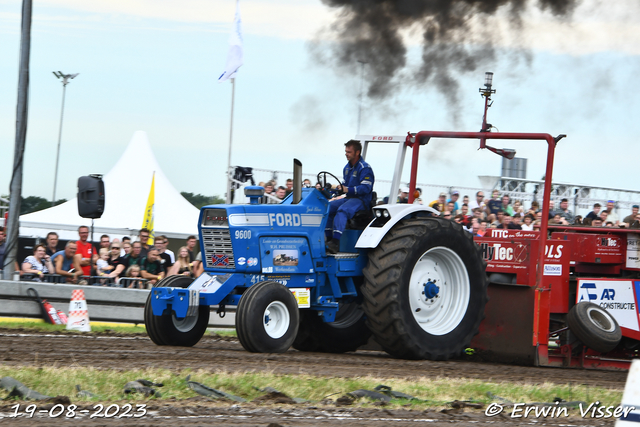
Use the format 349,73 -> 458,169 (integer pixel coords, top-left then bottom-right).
146,73 -> 640,369
145,155 -> 487,359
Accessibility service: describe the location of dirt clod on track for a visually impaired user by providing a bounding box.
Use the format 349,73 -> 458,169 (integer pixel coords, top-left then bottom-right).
0,329 -> 628,426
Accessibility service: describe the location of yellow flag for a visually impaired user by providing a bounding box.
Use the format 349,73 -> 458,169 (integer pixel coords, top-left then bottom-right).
141,172 -> 155,245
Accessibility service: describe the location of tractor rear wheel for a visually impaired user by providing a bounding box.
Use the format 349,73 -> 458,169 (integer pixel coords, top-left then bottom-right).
362,217 -> 488,360
236,281 -> 299,353
567,302 -> 621,353
292,302 -> 371,353
144,275 -> 210,347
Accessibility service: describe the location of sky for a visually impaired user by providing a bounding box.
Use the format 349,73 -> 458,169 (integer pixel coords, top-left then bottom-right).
1,0 -> 640,206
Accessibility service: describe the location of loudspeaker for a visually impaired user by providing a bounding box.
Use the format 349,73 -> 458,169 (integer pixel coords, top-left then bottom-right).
77,175 -> 105,219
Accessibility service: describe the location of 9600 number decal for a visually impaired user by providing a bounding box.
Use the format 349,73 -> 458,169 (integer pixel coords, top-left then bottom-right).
235,230 -> 251,239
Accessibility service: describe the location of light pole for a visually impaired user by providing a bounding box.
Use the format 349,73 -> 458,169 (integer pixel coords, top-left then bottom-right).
52,71 -> 78,206
356,60 -> 367,135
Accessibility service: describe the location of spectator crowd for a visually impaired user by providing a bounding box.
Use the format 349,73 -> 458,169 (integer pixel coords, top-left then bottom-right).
0,226 -> 203,289
406,188 -> 640,236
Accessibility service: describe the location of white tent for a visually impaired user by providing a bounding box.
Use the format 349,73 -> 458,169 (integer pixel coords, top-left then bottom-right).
19,131 -> 200,241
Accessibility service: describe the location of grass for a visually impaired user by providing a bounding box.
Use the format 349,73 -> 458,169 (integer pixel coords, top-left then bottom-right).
0,366 -> 623,412
0,320 -> 147,334
0,320 -> 623,414
0,318 -> 237,337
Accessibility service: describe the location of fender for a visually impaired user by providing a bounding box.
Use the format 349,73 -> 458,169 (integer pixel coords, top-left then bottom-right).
355,204 -> 441,249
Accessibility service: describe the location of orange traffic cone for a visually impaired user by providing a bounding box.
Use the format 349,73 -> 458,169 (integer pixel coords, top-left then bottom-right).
66,289 -> 91,332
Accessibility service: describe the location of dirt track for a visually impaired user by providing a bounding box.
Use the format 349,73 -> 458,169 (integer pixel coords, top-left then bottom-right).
0,329 -> 629,426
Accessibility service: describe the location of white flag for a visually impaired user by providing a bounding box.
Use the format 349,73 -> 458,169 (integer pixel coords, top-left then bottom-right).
218,1 -> 243,82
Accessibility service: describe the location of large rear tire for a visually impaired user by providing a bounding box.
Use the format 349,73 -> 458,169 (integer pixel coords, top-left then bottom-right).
567,302 -> 621,353
236,281 -> 299,353
292,302 -> 371,353
144,275 -> 210,347
362,217 -> 488,360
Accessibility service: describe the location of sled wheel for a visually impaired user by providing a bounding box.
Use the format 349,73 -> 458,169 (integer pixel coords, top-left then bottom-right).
567,302 -> 621,353
236,281 -> 299,353
144,275 -> 210,347
362,217 -> 488,360
293,302 -> 371,353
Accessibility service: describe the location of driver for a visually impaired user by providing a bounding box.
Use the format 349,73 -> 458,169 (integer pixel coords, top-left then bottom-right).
325,140 -> 374,253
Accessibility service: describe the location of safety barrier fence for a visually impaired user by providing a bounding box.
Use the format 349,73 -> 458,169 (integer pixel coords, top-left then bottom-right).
17,273 -> 150,288
0,280 -> 235,328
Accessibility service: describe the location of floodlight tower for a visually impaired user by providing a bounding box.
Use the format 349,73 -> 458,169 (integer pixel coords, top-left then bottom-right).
51,71 -> 79,206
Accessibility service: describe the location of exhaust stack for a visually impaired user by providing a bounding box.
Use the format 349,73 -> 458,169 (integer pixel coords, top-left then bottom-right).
293,159 -> 302,204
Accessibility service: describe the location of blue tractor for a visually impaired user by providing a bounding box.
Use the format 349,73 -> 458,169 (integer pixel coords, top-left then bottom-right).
145,143 -> 489,359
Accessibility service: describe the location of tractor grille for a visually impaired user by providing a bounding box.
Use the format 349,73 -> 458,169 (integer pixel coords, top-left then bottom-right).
202,228 -> 235,269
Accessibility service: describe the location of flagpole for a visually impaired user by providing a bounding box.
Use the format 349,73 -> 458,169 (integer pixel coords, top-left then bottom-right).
225,77 -> 236,204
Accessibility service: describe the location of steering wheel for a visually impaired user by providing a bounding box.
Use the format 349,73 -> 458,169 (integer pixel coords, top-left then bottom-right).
317,171 -> 344,199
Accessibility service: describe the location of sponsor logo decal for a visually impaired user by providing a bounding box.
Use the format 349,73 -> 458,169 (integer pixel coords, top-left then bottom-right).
543,264 -> 562,276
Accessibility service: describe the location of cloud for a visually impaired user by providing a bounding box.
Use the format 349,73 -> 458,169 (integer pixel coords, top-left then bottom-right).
31,0 -> 336,39
5,0 -> 639,51
492,1 -> 640,55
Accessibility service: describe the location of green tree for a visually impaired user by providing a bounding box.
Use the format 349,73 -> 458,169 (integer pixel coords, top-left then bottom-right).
181,192 -> 224,209
19,196 -> 67,215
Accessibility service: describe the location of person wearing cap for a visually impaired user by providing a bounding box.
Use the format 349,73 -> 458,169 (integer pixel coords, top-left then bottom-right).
325,139 -> 375,254
429,192 -> 447,212
622,205 -> 640,228
447,191 -> 460,214
397,186 -> 410,204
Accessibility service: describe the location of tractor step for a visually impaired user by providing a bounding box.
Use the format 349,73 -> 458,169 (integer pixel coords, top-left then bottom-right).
329,252 -> 359,259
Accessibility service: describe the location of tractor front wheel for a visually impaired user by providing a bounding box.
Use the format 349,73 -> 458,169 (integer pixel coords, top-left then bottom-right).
236,281 -> 299,353
362,217 -> 488,360
144,275 -> 210,346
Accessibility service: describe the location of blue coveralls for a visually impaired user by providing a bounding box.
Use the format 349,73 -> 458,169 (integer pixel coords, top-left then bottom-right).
326,158 -> 375,241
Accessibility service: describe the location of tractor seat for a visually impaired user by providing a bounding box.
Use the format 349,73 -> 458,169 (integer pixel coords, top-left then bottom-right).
346,191 -> 377,230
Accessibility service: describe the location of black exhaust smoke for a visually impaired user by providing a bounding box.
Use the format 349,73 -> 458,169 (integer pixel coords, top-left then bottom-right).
315,0 -> 577,112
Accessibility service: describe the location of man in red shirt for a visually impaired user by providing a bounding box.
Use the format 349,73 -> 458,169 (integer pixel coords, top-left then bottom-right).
74,225 -> 94,276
